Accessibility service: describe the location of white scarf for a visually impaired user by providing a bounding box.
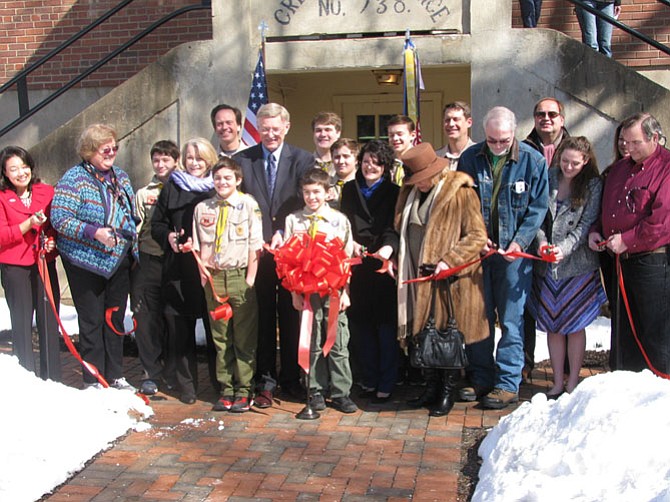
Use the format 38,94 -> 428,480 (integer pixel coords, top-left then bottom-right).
396,178 -> 446,343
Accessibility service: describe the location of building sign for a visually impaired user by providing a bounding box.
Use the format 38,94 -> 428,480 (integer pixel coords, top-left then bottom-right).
257,0 -> 462,35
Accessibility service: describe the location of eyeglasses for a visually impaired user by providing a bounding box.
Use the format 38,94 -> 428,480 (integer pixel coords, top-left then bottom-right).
99,145 -> 119,156
260,127 -> 285,135
534,111 -> 561,119
486,137 -> 513,146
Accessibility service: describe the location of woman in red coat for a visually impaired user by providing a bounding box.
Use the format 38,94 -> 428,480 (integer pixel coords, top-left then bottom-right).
0,146 -> 60,381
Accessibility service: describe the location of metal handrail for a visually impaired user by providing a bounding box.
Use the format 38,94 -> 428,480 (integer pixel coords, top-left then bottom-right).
0,0 -> 135,97
567,0 -> 670,56
0,1 -> 211,139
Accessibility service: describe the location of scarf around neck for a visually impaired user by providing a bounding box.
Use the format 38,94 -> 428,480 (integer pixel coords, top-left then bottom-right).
170,169 -> 214,192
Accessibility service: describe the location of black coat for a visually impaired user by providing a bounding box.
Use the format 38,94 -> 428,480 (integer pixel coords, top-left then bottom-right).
340,174 -> 399,324
151,179 -> 214,316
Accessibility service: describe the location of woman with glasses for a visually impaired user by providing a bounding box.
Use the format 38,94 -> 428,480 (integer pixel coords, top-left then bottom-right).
151,138 -> 217,404
52,124 -> 138,390
0,146 -> 61,380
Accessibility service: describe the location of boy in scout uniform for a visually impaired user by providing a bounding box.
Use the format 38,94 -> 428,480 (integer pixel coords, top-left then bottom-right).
284,168 -> 358,414
191,157 -> 263,413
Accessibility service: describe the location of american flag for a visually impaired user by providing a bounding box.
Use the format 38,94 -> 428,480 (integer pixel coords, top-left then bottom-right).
241,48 -> 268,147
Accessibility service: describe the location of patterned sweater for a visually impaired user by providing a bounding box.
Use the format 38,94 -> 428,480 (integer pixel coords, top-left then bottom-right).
52,162 -> 138,278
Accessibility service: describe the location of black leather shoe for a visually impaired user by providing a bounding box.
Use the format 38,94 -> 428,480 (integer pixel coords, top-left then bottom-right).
180,393 -> 196,405
407,389 -> 439,408
545,390 -> 563,400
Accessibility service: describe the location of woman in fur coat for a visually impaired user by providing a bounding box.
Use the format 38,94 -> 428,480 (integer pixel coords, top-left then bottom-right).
395,143 -> 488,416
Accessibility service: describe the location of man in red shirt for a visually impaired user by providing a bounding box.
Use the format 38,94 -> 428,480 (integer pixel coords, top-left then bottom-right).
589,112 -> 670,373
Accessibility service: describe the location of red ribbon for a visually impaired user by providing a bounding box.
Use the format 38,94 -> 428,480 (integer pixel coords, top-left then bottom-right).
181,241 -> 232,321
37,248 -> 150,403
271,232 -> 353,373
403,246 -> 557,285
105,306 -> 137,336
36,249 -> 109,389
616,255 -> 670,380
362,252 -> 393,274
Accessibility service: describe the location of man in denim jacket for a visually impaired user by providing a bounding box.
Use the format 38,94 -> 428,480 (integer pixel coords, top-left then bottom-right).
457,106 -> 549,409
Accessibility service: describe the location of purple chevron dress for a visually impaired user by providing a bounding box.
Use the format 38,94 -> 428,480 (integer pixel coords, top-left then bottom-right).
530,268 -> 607,334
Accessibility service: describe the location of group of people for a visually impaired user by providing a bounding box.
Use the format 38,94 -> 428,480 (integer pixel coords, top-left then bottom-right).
1,96 -> 668,418
519,0 -> 621,58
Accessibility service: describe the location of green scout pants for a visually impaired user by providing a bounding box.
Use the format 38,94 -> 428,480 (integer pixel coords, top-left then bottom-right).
308,293 -> 353,399
205,268 -> 258,398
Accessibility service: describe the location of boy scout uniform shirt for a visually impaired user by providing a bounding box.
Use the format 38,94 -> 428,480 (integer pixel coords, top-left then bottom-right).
285,204 -> 354,258
135,176 -> 164,257
192,191 -> 263,270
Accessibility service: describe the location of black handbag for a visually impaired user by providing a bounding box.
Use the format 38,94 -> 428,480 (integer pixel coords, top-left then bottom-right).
409,278 -> 468,370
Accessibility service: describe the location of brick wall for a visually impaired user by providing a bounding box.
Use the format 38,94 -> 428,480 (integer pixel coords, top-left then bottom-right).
0,0 -> 212,90
511,0 -> 670,69
2,1 -> 668,92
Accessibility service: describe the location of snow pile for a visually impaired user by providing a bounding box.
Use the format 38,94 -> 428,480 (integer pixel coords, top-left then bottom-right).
0,354 -> 153,502
474,370 -> 670,501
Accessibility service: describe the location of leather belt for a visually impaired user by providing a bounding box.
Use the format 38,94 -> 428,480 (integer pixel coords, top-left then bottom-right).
619,245 -> 668,261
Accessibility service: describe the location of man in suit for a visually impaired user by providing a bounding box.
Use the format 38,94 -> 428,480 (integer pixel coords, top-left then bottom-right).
234,103 -> 315,408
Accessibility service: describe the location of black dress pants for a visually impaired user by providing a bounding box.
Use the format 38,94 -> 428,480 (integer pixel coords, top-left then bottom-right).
1,261 -> 61,381
130,252 -> 166,381
255,252 -> 300,392
63,255 -> 131,385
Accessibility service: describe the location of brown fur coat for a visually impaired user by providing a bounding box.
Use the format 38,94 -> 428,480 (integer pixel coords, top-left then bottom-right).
395,170 -> 489,345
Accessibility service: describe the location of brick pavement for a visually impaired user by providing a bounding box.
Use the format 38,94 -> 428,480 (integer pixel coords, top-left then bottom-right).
0,342 -> 602,502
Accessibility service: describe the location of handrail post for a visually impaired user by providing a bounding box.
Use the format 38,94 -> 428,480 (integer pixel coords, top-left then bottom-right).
17,76 -> 29,117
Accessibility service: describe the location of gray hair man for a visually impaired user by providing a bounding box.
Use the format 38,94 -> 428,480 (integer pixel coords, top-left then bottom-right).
457,106 -> 549,409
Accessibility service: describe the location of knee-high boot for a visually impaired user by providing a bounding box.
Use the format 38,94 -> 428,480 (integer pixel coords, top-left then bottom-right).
407,368 -> 440,408
429,369 -> 458,417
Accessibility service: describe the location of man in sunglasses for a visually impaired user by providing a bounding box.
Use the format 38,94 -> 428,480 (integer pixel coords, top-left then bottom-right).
525,98 -> 569,167
521,97 -> 571,383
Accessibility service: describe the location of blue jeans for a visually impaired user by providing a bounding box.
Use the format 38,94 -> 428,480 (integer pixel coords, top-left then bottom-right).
465,254 -> 532,394
519,0 -> 542,28
576,1 -> 615,57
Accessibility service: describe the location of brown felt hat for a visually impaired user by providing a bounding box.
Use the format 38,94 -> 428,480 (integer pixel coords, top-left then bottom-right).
400,143 -> 450,185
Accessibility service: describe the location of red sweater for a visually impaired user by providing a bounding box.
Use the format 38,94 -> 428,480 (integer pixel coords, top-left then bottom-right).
0,182 -> 58,266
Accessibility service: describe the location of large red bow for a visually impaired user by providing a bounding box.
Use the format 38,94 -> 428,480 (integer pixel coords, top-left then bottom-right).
270,232 -> 353,373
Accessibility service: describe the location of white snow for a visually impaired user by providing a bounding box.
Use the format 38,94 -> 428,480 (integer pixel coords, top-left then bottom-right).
3,297 -> 668,502
0,354 -> 153,502
474,370 -> 670,501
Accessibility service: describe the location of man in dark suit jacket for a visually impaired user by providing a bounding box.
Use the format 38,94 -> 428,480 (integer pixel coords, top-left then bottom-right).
234,103 -> 314,408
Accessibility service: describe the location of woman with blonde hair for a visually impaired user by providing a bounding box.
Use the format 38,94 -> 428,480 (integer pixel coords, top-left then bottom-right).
151,137 -> 217,404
